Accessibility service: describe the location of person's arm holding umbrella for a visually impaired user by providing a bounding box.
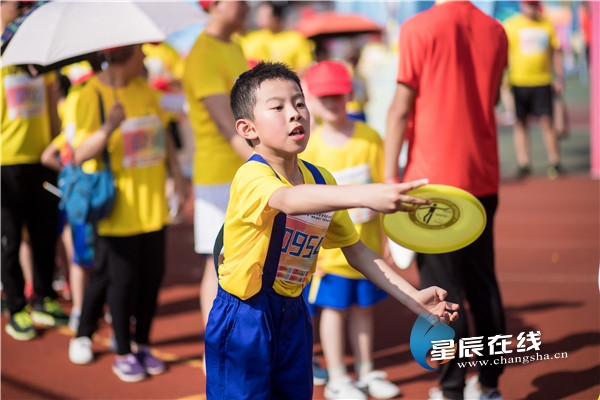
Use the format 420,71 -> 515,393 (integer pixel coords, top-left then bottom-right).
73,102 -> 124,165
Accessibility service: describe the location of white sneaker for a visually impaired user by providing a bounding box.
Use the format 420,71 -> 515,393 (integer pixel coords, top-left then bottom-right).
358,370 -> 401,399
428,386 -> 443,400
324,376 -> 367,400
428,386 -> 444,400
430,377 -> 503,400
464,375 -> 503,400
69,336 -> 94,364
464,376 -> 481,399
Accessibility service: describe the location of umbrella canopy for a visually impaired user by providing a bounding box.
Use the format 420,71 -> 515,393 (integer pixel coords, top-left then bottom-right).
296,11 -> 383,40
1,0 -> 208,68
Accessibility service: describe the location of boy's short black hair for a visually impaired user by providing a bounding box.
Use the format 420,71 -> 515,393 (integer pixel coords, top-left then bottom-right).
230,61 -> 303,122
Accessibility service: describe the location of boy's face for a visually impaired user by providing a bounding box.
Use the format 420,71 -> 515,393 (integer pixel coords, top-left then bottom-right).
238,78 -> 310,155
311,94 -> 350,124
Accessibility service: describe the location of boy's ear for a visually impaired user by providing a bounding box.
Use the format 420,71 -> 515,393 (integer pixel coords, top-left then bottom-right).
235,118 -> 258,141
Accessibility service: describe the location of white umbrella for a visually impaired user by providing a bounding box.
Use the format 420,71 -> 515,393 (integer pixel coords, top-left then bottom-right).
1,0 -> 208,67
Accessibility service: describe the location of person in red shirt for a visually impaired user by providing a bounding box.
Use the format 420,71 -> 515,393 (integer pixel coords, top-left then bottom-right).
385,1 -> 508,400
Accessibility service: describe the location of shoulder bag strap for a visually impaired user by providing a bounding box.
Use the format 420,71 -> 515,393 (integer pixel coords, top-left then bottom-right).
94,89 -> 110,167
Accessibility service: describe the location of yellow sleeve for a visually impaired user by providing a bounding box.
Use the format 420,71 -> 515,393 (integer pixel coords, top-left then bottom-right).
184,35 -> 231,101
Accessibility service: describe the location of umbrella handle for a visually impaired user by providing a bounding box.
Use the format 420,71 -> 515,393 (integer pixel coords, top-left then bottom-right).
103,52 -> 119,102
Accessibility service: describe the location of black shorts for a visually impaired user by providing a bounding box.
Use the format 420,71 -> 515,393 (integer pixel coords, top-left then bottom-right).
511,85 -> 553,120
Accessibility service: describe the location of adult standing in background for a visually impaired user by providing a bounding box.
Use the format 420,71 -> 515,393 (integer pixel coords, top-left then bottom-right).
504,0 -> 564,179
182,0 -> 253,351
1,0 -> 69,341
385,1 -> 508,399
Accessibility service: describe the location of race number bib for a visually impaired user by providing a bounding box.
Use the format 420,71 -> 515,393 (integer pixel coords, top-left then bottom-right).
277,212 -> 332,285
120,115 -> 166,168
3,73 -> 46,121
518,28 -> 550,55
332,164 -> 376,224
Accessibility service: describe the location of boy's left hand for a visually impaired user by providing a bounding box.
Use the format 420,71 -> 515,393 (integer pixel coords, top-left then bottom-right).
414,286 -> 459,324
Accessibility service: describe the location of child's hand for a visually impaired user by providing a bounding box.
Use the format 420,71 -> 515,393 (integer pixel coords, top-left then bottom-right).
365,179 -> 431,214
413,286 -> 459,324
105,102 -> 126,133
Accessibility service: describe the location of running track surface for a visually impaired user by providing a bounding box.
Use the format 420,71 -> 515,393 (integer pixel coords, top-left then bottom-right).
2,106 -> 599,400
2,175 -> 598,400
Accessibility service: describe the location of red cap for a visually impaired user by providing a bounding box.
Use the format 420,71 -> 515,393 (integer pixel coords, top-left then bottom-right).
198,0 -> 215,10
304,61 -> 352,97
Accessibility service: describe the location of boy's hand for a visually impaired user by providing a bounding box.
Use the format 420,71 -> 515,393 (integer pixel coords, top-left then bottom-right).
414,286 -> 459,324
365,179 -> 431,213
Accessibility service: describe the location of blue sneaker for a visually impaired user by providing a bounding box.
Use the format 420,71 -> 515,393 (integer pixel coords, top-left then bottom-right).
313,358 -> 328,386
112,354 -> 146,382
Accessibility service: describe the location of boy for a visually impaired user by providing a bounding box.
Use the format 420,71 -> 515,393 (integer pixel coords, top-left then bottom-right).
301,60 -> 399,400
205,62 -> 459,399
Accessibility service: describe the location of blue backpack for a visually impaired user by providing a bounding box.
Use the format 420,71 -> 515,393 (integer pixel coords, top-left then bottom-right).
58,90 -> 116,225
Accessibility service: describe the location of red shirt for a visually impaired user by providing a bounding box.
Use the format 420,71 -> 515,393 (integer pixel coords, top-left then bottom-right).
397,1 -> 508,197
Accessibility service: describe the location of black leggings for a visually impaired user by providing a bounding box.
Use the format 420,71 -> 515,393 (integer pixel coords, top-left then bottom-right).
417,195 -> 505,400
1,164 -> 59,314
79,229 -> 166,355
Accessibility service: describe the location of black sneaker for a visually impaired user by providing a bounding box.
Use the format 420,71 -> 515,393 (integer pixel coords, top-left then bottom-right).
5,308 -> 36,341
516,165 -> 531,179
547,164 -> 563,180
31,297 -> 69,327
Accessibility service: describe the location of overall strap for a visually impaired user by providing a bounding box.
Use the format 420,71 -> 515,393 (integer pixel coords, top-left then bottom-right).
301,159 -> 325,185
245,154 -> 286,291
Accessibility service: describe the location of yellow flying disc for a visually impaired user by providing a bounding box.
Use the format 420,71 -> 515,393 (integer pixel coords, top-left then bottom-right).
382,184 -> 487,254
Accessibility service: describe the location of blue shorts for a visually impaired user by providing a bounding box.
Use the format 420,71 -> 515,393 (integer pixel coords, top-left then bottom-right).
205,287 -> 313,400
306,274 -> 387,310
71,222 -> 94,268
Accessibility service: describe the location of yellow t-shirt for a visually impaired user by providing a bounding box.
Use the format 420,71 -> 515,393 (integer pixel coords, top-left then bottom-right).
219,159 -> 360,300
236,30 -> 270,65
182,32 -> 247,185
74,76 -> 169,236
301,121 -> 384,279
1,66 -> 53,165
504,14 -> 560,86
239,29 -> 314,73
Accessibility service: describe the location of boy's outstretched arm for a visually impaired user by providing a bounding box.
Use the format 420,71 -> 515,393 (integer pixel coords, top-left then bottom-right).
269,179 -> 431,216
342,240 -> 460,324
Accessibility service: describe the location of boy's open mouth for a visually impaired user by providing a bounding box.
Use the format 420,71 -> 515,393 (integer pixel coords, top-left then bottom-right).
289,126 -> 305,136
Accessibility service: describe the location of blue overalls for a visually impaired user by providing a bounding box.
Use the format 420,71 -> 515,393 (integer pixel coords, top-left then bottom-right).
205,154 -> 325,400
